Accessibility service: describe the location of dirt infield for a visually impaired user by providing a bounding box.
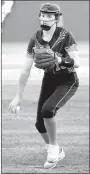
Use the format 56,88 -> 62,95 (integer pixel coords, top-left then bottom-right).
2,83 -> 89,173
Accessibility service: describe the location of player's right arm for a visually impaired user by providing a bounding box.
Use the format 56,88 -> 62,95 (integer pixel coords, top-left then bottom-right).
9,54 -> 33,113
16,54 -> 33,99
9,35 -> 36,113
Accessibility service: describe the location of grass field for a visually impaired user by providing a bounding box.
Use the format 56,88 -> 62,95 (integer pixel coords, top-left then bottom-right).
2,42 -> 89,173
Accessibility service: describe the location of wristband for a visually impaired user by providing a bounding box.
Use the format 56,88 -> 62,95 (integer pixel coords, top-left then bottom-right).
60,56 -> 74,67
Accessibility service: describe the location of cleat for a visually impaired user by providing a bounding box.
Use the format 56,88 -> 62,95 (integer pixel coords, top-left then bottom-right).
44,145 -> 65,169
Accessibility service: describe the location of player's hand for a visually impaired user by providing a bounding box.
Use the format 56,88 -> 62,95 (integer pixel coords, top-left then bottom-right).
8,96 -> 22,114
55,53 -> 62,63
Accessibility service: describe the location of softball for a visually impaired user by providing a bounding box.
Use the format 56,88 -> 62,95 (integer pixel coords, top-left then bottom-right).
16,106 -> 20,113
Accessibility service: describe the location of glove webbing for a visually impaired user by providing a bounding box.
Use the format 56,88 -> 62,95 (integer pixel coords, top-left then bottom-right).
35,38 -> 60,72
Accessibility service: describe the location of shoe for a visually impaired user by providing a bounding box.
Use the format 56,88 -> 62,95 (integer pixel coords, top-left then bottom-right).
44,145 -> 65,169
47,144 -> 60,162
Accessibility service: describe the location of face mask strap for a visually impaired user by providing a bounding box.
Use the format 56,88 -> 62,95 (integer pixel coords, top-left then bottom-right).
40,18 -> 55,22
40,20 -> 57,31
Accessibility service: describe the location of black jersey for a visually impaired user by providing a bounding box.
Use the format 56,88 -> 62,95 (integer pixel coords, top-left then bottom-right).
27,27 -> 77,56
27,27 -> 77,73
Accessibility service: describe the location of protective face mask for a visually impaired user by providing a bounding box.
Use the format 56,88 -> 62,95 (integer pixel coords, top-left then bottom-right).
40,20 -> 56,31
40,24 -> 51,31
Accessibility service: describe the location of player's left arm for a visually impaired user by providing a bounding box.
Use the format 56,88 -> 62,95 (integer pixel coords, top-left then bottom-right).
64,32 -> 80,68
66,50 -> 80,68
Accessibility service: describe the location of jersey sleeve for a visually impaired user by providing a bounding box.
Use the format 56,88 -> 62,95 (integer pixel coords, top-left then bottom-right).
27,34 -> 36,56
64,31 -> 78,52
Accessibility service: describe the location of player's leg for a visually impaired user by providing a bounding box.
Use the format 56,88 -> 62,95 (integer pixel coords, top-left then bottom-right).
41,75 -> 79,168
42,78 -> 79,145
36,97 -> 49,144
44,117 -> 57,145
40,133 -> 49,144
35,74 -> 56,144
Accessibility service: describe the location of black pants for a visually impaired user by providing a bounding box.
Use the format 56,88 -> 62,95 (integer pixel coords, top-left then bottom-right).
35,70 -> 79,133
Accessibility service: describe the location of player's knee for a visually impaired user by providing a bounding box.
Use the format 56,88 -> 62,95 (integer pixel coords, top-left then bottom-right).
35,122 -> 47,133
41,105 -> 56,118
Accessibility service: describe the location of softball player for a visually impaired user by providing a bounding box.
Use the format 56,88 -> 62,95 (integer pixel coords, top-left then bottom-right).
9,3 -> 79,169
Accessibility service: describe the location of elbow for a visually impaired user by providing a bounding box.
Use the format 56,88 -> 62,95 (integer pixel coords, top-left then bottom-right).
21,69 -> 30,77
74,64 -> 80,68
74,60 -> 80,68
